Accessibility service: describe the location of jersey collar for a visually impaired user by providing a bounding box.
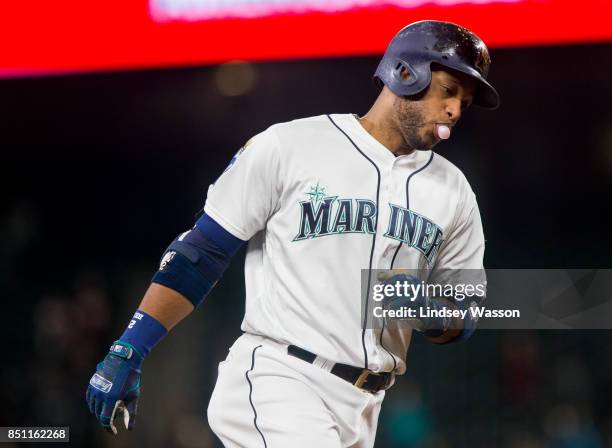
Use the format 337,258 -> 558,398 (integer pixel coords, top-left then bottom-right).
333,113 -> 432,169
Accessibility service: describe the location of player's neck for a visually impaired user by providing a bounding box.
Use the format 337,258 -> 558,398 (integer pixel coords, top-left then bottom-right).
356,113 -> 415,157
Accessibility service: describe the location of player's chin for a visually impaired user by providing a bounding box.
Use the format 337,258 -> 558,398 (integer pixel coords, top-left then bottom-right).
404,130 -> 436,151
408,129 -> 437,151
419,141 -> 437,150
415,135 -> 438,151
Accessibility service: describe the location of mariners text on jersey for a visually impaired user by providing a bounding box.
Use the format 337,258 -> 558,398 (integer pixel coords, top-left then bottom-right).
293,195 -> 444,265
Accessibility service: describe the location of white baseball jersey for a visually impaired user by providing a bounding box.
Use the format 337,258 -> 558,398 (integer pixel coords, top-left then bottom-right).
204,113 -> 484,374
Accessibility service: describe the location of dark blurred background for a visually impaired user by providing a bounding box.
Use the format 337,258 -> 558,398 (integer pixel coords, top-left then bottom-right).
1,43 -> 612,447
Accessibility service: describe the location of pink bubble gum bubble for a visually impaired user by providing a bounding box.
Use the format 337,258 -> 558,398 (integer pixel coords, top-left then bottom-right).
437,124 -> 451,140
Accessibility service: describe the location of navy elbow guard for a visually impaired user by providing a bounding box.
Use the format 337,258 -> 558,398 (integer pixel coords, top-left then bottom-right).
151,214 -> 245,307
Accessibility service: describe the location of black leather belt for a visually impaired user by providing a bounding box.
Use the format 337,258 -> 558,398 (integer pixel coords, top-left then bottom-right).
287,345 -> 393,393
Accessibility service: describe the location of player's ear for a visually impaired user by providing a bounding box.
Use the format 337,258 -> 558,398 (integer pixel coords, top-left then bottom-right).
399,66 -> 411,81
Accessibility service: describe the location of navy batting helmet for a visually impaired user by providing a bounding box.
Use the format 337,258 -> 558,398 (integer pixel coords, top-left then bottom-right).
374,20 -> 500,109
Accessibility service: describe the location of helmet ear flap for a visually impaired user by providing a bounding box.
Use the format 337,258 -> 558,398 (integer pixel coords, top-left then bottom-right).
387,60 -> 432,99
391,60 -> 418,88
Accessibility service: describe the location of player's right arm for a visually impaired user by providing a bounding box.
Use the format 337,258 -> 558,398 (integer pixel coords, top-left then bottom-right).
85,126 -> 281,434
85,213 -> 246,434
136,283 -> 194,330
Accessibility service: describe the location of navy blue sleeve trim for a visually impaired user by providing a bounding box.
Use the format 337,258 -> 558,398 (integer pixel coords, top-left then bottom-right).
195,213 -> 245,256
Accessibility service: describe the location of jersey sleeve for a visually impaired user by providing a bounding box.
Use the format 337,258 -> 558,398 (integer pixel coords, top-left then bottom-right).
429,189 -> 486,339
433,190 -> 485,271
429,189 -> 487,316
203,127 -> 282,241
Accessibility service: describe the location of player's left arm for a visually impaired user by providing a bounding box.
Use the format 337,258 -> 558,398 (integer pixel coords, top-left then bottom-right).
424,189 -> 486,344
381,189 -> 485,344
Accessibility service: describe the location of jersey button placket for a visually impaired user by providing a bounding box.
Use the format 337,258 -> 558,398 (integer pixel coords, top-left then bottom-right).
383,164 -> 407,262
375,170 -> 393,267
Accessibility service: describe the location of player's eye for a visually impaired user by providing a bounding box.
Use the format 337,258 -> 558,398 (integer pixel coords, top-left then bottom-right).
441,85 -> 454,96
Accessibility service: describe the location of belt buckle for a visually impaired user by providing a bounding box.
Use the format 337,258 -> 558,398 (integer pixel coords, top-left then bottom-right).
354,369 -> 381,390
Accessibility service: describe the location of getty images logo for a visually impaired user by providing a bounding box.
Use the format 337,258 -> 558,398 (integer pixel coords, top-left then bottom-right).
128,311 -> 144,329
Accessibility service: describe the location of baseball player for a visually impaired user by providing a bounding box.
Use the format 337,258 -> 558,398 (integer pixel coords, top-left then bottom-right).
86,20 -> 499,447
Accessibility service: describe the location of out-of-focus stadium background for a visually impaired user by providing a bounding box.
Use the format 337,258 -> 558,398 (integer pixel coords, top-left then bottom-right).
2,1 -> 612,447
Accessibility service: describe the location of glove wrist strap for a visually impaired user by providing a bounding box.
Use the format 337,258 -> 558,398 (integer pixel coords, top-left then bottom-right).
109,341 -> 143,362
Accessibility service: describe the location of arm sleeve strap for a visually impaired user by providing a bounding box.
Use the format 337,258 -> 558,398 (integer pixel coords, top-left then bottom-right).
151,213 -> 246,307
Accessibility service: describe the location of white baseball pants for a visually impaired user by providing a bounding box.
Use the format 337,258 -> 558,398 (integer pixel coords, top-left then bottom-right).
207,333 -> 385,448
